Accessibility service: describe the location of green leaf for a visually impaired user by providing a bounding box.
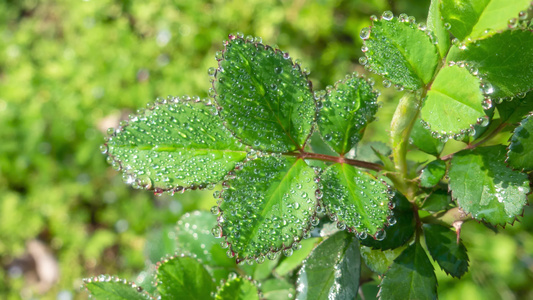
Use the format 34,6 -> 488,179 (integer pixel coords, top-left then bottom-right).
440,0 -> 532,41
360,193 -> 415,250
317,74 -> 378,155
360,245 -> 407,275
262,279 -> 296,300
421,189 -> 452,212
378,241 -> 437,300
419,160 -> 447,188
214,275 -> 260,300
295,231 -> 360,300
507,114 -> 533,171
214,36 -> 315,152
410,118 -> 445,156
156,255 -> 216,299
217,155 -> 317,261
105,96 -> 247,192
423,224 -> 469,278
321,163 -> 391,236
428,0 -> 451,58
497,92 -> 533,124
145,226 -> 178,264
176,211 -> 235,267
356,141 -> 392,165
84,276 -> 153,300
274,237 -> 319,276
420,65 -> 485,137
447,30 -> 533,99
361,13 -> 439,90
449,145 -> 530,225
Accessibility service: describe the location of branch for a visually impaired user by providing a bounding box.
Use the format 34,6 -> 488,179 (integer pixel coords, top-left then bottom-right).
284,151 -> 384,172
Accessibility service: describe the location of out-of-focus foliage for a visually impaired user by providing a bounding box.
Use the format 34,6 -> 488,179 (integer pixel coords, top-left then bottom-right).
0,0 -> 531,299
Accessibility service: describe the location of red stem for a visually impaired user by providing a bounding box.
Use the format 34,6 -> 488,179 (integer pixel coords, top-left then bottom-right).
284,151 -> 384,171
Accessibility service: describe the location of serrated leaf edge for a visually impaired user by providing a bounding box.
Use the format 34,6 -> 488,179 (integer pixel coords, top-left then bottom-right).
82,275 -> 155,299
506,112 -> 533,172
214,273 -> 262,300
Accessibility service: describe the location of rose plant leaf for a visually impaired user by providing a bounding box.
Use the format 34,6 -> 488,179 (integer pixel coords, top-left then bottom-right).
214,36 -> 315,152
360,193 -> 415,250
497,92 -> 533,124
156,255 -> 216,299
274,237 -> 320,276
419,159 -> 447,188
317,74 -> 379,155
421,189 -> 452,212
440,0 -> 532,41
428,0 -> 451,58
320,163 -> 392,237
104,97 -> 247,192
295,231 -> 360,300
262,279 -> 296,300
84,277 -> 154,300
410,119 -> 445,156
378,241 -> 438,300
423,224 -> 469,278
214,275 -> 260,300
360,245 -> 407,275
449,145 -> 530,225
361,13 -> 439,91
447,30 -> 533,99
216,155 -> 317,262
420,65 -> 486,136
507,114 -> 533,171
145,225 -> 178,264
176,211 -> 235,267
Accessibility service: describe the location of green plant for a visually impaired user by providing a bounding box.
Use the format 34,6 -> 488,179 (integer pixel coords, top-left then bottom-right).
86,0 -> 533,299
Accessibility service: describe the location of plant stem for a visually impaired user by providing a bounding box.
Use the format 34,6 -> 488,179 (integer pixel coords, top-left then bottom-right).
285,151 -> 384,171
389,92 -> 423,200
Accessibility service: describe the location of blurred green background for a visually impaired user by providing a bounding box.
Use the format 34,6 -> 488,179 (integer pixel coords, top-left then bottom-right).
0,0 -> 531,299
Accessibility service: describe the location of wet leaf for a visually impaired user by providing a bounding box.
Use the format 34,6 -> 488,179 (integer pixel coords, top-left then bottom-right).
262,279 -> 296,300
420,65 -> 485,136
507,114 -> 533,171
449,145 -> 530,225
317,74 -> 378,155
214,275 -> 260,300
423,224 -> 469,278
321,163 -> 391,236
176,211 -> 235,267
419,160 -> 447,188
497,92 -> 533,124
84,276 -> 153,300
214,36 -> 315,152
378,241 -> 437,300
218,156 -> 317,261
440,0 -> 532,41
360,245 -> 406,275
421,189 -> 452,212
361,13 -> 439,90
428,0 -> 451,58
295,231 -> 360,300
360,193 -> 415,250
105,97 -> 247,192
156,255 -> 216,299
274,237 -> 319,276
410,118 -> 445,156
447,30 -> 533,99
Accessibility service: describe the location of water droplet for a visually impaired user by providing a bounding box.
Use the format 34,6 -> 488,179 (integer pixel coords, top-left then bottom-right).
382,11 -> 393,21
382,80 -> 391,88
375,230 -> 386,241
444,22 -> 451,30
359,27 -> 371,40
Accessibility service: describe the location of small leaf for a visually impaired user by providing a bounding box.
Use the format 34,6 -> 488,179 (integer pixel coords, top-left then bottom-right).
440,0 -> 532,41
295,231 -> 360,300
84,276 -> 153,300
428,0 -> 451,58
507,114 -> 533,171
361,13 -> 439,90
274,237 -> 320,276
497,92 -> 533,124
214,275 -> 260,300
176,211 -> 235,267
410,118 -> 445,156
218,155 -> 316,261
420,65 -> 485,136
356,142 -> 392,165
214,36 -> 315,152
156,255 -> 216,299
317,74 -> 378,155
360,193 -> 415,250
447,30 -> 533,99
421,189 -> 452,212
423,224 -> 469,278
419,160 -> 447,188
321,163 -> 391,236
105,97 -> 247,192
262,279 -> 296,300
360,245 -> 406,275
449,145 -> 530,225
378,241 -> 437,300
